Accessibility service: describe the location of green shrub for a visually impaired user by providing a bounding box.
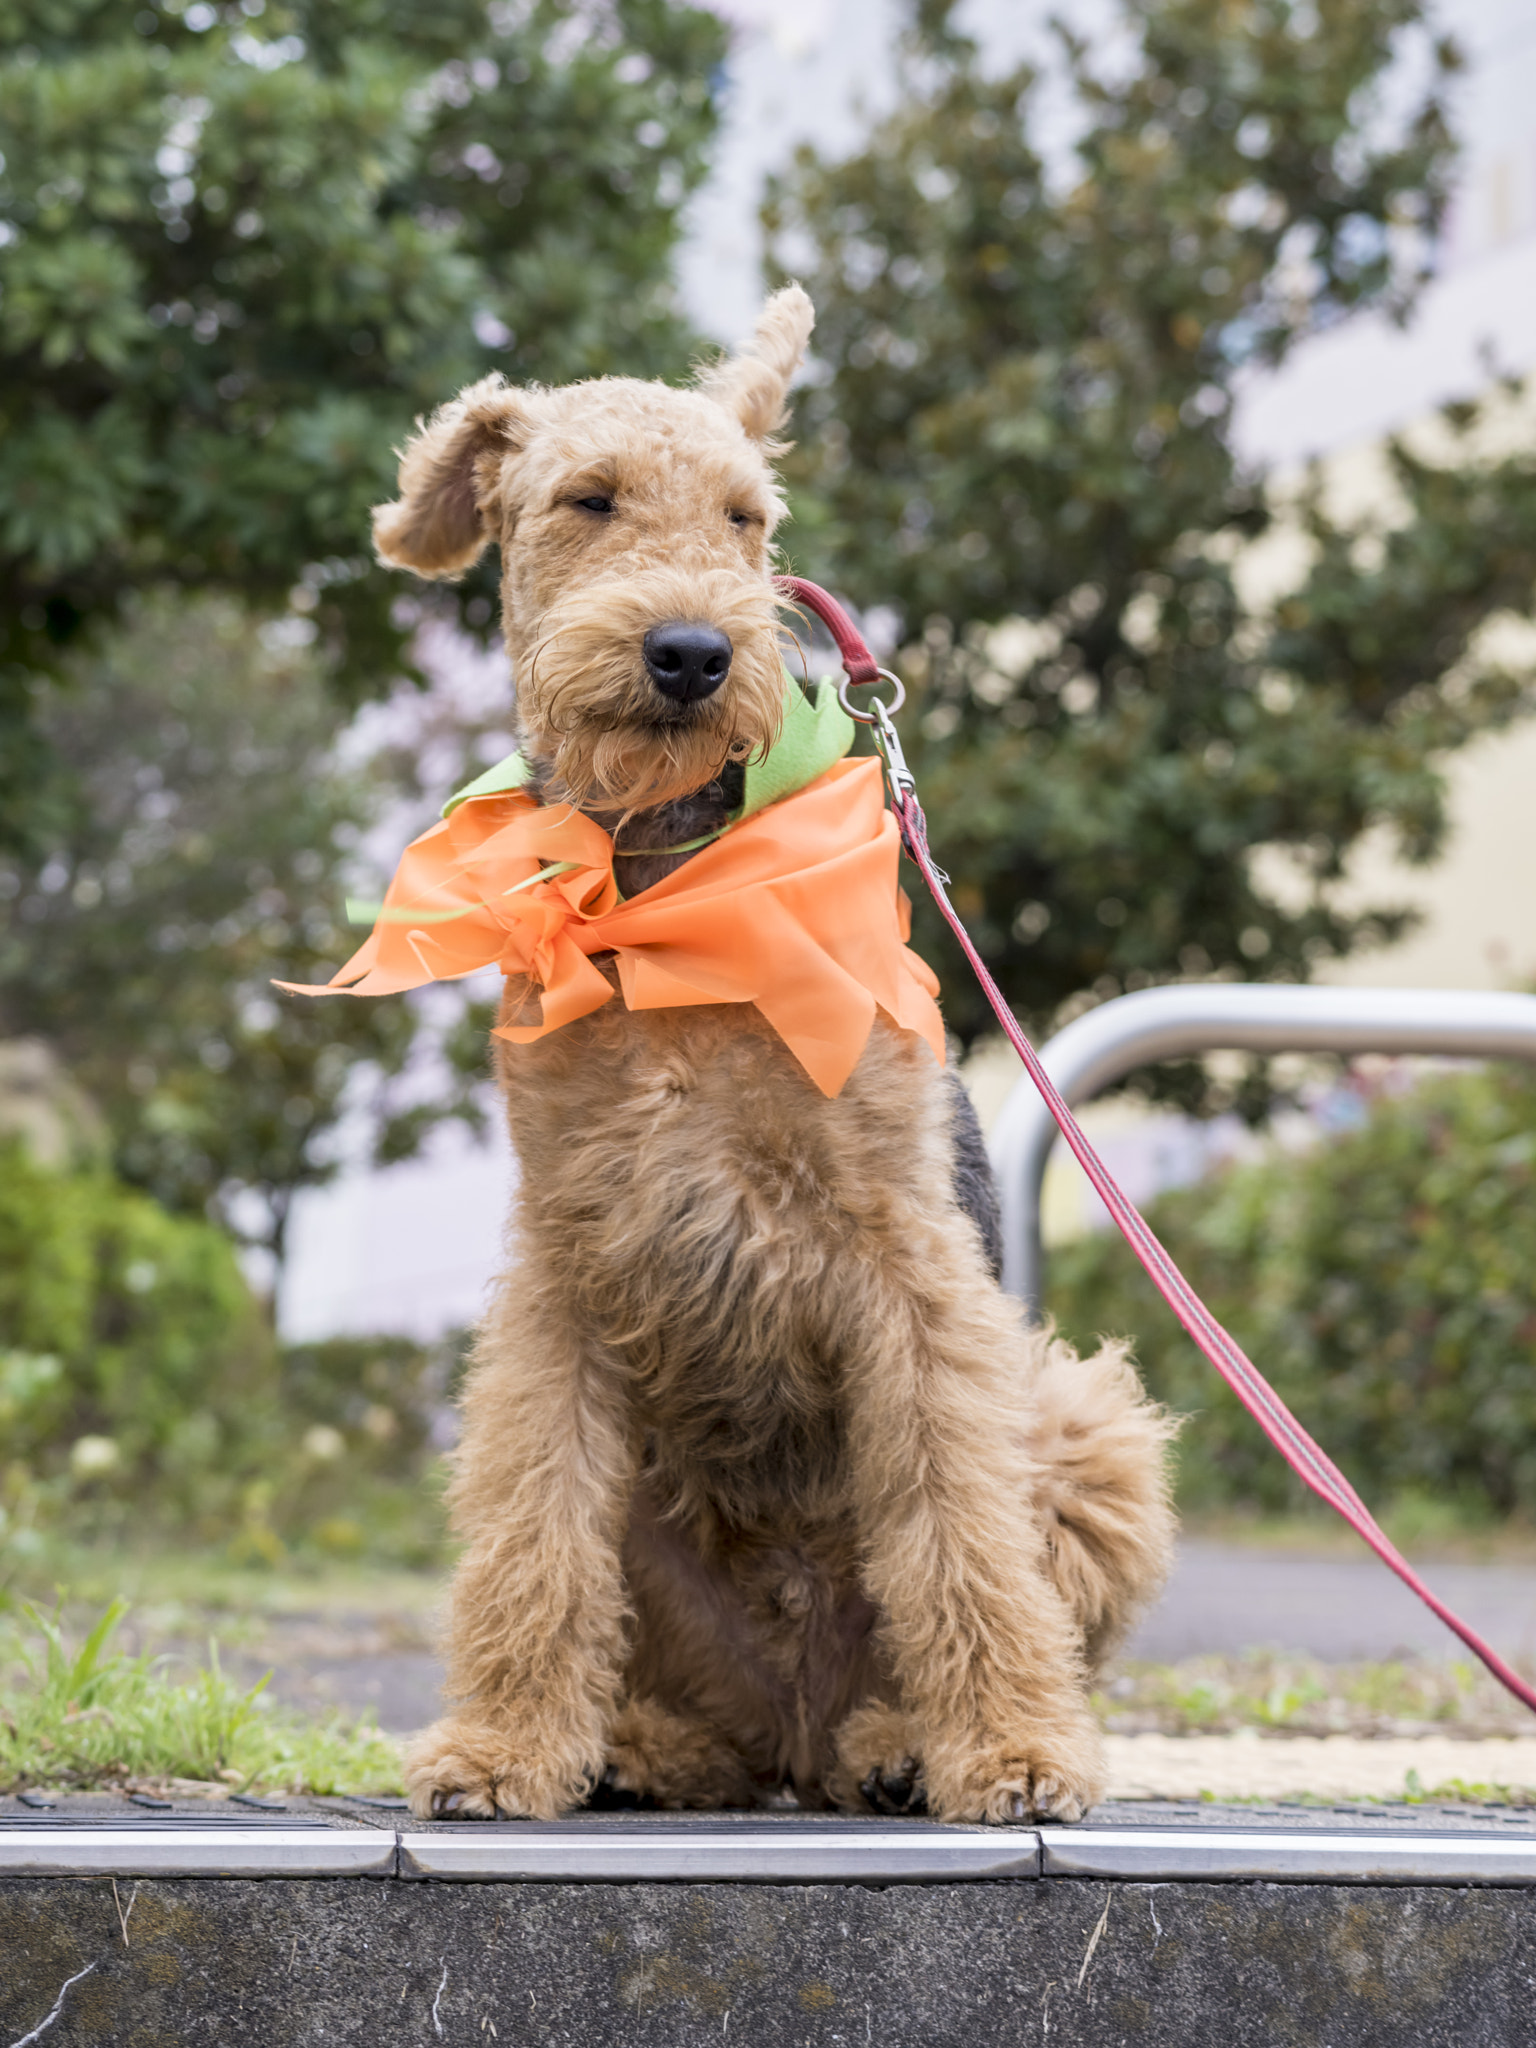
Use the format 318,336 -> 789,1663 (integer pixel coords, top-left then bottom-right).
0,1140 -> 276,1521
255,1334 -> 460,1568
0,1141 -> 456,1562
1048,1062 -> 1536,1519
277,1335 -> 446,1481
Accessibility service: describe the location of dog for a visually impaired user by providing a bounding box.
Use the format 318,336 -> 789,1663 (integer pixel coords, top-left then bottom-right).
368,284 -> 1176,1824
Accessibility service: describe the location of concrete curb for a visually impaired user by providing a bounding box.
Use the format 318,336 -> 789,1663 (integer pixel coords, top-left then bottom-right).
7,1805 -> 1536,2044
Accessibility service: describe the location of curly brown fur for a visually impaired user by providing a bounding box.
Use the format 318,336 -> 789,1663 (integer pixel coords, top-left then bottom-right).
374,286 -> 1176,1826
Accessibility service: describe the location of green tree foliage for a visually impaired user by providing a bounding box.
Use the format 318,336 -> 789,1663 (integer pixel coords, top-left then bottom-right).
771,0 -> 1536,1095
0,0 -> 726,850
0,596 -> 479,1268
1048,1062 -> 1536,1517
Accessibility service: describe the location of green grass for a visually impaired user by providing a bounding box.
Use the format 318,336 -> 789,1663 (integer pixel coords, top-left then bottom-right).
1404,1771 -> 1534,1808
9,1534 -> 1533,1803
1095,1649 -> 1536,1739
0,1599 -> 404,1797
1177,1504 -> 1536,1564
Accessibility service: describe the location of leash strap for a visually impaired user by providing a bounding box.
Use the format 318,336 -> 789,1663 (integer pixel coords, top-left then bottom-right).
775,573 -> 1536,1715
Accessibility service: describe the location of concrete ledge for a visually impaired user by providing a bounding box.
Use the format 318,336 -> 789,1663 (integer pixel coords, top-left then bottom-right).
8,1801 -> 1536,1885
5,1873 -> 1536,2046
8,1800 -> 1536,2043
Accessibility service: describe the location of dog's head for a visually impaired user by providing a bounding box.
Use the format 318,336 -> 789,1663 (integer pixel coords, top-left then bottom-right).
373,285 -> 815,813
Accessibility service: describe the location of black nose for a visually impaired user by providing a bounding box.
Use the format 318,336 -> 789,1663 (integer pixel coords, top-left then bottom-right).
642,621 -> 733,703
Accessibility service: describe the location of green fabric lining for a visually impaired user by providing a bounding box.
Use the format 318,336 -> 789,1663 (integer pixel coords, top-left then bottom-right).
441,746 -> 534,815
736,674 -> 856,819
441,672 -> 855,823
344,860 -> 583,927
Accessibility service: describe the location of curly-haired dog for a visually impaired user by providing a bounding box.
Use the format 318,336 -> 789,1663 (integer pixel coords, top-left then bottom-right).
369,285 -> 1176,1824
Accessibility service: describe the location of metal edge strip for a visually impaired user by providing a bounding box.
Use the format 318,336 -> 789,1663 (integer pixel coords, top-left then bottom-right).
8,1822 -> 1536,1887
0,1828 -> 397,1878
1039,1827 -> 1536,1886
397,1828 -> 1042,1884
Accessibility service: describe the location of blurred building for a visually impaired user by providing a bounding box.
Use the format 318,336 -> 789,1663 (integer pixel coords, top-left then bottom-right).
279,0 -> 1536,1336
1235,0 -> 1536,999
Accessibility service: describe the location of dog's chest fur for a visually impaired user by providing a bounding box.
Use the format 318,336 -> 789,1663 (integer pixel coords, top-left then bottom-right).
495,998 -> 983,1528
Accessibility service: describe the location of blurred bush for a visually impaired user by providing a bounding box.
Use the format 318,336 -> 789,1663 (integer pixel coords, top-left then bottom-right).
0,1130 -> 460,1563
0,1138 -> 275,1514
253,1332 -> 465,1568
1049,1062 -> 1536,1520
279,1334 -> 444,1476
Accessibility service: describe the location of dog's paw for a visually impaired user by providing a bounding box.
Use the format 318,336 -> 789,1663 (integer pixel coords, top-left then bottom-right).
858,1756 -> 926,1816
403,1717 -> 584,1822
927,1720 -> 1105,1825
596,1698 -> 758,1810
830,1702 -> 928,1816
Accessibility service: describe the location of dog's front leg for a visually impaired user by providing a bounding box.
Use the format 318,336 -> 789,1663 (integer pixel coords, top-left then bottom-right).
843,1257 -> 1105,1825
405,1303 -> 634,1821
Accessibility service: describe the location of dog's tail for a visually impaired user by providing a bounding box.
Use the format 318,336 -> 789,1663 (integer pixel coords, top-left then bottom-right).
1027,1330 -> 1180,1671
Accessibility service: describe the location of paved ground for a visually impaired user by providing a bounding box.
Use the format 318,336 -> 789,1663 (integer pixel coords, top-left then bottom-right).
1103,1731 -> 1536,1801
236,1540 -> 1536,1737
1123,1539 -> 1536,1666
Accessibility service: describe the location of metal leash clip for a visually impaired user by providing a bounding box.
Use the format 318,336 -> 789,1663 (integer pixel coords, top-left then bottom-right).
851,677 -> 949,881
835,667 -> 915,800
870,696 -> 917,805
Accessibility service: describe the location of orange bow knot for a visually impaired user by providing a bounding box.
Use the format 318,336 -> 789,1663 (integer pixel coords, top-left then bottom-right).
280,756 -> 945,1098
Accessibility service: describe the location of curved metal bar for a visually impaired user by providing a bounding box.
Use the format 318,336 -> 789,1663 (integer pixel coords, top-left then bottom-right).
987,984 -> 1536,1308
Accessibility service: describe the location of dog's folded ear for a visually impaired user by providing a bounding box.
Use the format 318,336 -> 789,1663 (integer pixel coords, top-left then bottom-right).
696,284 -> 815,444
372,375 -> 533,580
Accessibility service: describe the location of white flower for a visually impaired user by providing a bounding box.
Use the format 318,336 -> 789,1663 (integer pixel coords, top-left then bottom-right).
70,1435 -> 121,1478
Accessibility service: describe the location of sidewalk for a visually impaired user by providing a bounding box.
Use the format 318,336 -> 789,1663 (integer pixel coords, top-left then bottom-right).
1104,1731 -> 1536,1803
1125,1538 -> 1536,1666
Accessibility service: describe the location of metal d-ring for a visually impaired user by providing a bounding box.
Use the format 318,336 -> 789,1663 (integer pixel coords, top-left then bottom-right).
836,667 -> 906,725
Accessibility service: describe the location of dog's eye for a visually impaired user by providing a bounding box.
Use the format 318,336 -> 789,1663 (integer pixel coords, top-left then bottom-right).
575,495 -> 614,516
727,509 -> 753,528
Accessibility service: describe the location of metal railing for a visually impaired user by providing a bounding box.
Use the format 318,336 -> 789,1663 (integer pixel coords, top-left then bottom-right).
987,984 -> 1536,1309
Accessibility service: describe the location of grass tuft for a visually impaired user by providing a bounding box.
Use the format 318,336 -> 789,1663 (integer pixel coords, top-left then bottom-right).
1404,1769 -> 1534,1809
1094,1649 -> 1536,1739
0,1599 -> 403,1797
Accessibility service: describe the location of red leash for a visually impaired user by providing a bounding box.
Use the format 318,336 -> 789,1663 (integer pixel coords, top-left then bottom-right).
777,573 -> 1536,1716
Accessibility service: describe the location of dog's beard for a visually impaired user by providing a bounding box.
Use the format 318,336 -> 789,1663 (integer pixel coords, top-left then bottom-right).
519,567 -> 786,813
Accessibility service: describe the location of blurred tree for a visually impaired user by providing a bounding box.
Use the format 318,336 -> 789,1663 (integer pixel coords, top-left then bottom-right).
0,596 -> 486,1275
770,0 -> 1536,1105
0,0 -> 726,854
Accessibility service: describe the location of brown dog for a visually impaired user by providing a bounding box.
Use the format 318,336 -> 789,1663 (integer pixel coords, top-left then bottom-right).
371,285 -> 1175,1824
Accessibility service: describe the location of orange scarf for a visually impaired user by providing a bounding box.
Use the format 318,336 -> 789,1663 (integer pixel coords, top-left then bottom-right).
281,757 -> 945,1097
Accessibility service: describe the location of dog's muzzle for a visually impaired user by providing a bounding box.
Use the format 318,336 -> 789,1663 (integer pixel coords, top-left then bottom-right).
643,621 -> 733,704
